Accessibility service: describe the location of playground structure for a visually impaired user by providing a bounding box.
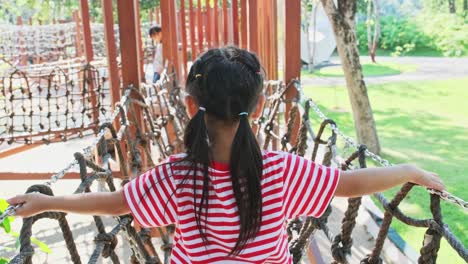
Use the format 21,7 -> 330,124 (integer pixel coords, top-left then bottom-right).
0,1 -> 467,264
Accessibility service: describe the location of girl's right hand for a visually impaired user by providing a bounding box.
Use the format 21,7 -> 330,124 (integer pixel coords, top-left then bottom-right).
6,193 -> 51,218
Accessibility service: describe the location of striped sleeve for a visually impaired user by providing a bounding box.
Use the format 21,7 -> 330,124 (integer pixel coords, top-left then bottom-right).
122,161 -> 178,227
282,152 -> 340,219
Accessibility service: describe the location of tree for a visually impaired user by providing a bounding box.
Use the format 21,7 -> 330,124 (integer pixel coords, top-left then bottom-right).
448,0 -> 456,13
366,0 -> 380,63
321,0 -> 381,154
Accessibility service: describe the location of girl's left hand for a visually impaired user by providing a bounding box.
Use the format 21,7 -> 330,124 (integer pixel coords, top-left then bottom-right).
407,165 -> 446,191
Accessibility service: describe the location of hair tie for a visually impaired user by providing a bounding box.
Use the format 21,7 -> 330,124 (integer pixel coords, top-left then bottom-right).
239,112 -> 248,116
199,107 -> 206,112
195,74 -> 202,78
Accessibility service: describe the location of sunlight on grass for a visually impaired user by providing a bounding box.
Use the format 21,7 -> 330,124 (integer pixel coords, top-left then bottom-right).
303,77 -> 468,264
302,62 -> 418,78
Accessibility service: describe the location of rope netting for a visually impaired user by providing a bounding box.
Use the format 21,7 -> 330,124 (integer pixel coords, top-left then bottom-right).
0,73 -> 467,264
0,59 -> 112,145
0,22 -> 156,65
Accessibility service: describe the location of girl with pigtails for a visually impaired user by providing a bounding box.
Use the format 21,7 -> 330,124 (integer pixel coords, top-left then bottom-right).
8,47 -> 445,263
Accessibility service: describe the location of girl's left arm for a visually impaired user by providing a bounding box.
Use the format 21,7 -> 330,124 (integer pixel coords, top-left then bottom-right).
335,164 -> 445,197
7,189 -> 130,218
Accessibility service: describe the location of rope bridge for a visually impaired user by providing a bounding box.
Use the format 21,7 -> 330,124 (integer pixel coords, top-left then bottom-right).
0,59 -> 111,145
0,74 -> 467,264
0,22 -> 156,65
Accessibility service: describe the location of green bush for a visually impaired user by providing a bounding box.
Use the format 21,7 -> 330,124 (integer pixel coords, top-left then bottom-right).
356,14 -> 468,57
415,13 -> 468,56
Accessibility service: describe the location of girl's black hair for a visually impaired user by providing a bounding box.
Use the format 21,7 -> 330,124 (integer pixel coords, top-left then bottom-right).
182,46 -> 264,255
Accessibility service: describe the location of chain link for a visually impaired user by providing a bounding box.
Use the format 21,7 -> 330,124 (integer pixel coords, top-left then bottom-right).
304,95 -> 467,212
0,88 -> 132,224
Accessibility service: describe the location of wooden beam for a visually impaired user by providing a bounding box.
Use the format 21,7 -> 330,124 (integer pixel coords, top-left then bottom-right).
248,0 -> 258,53
102,0 -> 128,176
79,0 -> 94,61
135,0 -> 146,82
79,0 -> 99,123
271,0 -> 278,80
223,0 -> 228,44
116,0 -> 147,170
188,0 -> 197,60
102,0 -> 120,106
283,0 -> 301,145
214,0 -> 219,46
206,3 -> 212,48
73,11 -> 83,58
180,0 -> 188,78
232,0 -> 239,45
197,0 -> 203,53
240,0 -> 247,49
168,0 -> 181,77
16,17 -> 27,66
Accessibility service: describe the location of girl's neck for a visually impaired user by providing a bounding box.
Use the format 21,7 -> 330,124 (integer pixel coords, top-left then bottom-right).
206,119 -> 239,165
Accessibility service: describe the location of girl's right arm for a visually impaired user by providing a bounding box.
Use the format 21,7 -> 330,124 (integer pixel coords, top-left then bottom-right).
7,189 -> 130,218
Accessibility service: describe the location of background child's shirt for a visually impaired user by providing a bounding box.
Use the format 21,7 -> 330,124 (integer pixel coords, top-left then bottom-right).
153,43 -> 163,74
123,151 -> 340,264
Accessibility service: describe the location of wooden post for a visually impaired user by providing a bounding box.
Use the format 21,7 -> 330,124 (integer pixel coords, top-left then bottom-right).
189,0 -> 197,60
73,11 -> 84,58
197,0 -> 203,53
283,0 -> 301,145
223,0 -> 228,44
116,0 -> 147,169
16,17 -> 27,66
180,0 -> 188,77
156,7 -> 161,24
240,0 -> 247,49
102,0 -> 120,105
214,0 -> 219,46
232,0 -> 239,45
169,0 -> 181,77
248,0 -> 258,54
80,0 -> 99,123
135,0 -> 146,82
80,0 -> 94,62
102,0 -> 128,177
271,0 -> 278,80
149,8 -> 154,23
206,3 -> 212,48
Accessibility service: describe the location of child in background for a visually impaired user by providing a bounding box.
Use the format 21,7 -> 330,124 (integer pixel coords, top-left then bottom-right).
8,47 -> 445,264
149,25 -> 163,83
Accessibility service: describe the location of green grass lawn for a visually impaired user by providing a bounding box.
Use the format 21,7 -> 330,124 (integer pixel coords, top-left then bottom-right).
302,62 -> 418,78
303,77 -> 468,264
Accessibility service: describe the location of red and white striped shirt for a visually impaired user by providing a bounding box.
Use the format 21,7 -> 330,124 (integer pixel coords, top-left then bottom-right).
123,151 -> 340,263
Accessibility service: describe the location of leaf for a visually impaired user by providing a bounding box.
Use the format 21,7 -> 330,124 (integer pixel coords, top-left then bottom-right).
0,257 -> 10,264
0,199 -> 9,211
0,199 -> 15,234
10,231 -> 52,254
0,217 -> 10,233
30,237 -> 52,254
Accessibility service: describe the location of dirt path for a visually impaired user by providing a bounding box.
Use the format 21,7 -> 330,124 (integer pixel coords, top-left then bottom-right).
302,56 -> 468,87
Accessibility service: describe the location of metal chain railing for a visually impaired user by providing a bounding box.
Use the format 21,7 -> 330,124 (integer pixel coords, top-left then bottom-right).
295,83 -> 467,212
1,75 -> 467,264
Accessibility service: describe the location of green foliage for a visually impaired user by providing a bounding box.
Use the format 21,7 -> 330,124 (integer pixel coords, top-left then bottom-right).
415,12 -> 468,56
0,258 -> 10,264
303,78 -> 468,264
357,14 -> 468,57
303,62 -> 418,77
357,16 -> 432,55
0,199 -> 14,234
0,0 -> 160,24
